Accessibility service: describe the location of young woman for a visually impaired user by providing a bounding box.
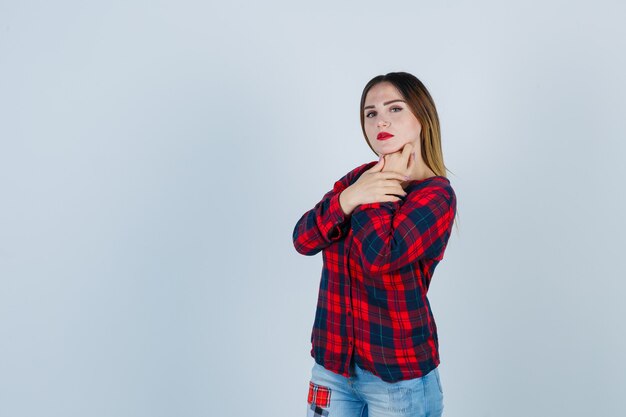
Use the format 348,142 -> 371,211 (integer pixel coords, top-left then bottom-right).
292,72 -> 457,417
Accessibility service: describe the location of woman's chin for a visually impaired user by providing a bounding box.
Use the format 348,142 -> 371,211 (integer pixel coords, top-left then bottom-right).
377,142 -> 404,155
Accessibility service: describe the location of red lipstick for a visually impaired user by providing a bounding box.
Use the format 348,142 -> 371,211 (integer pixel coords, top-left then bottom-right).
377,132 -> 394,141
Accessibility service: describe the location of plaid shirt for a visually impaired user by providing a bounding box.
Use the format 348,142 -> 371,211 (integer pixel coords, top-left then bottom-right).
292,160 -> 457,383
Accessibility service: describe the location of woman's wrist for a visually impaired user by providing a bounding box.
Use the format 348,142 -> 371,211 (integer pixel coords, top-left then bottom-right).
339,188 -> 356,216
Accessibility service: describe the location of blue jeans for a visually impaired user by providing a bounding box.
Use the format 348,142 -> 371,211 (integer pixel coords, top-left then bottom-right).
306,361 -> 444,417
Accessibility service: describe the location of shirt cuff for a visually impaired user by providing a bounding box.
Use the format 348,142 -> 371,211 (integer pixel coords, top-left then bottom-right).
326,192 -> 349,240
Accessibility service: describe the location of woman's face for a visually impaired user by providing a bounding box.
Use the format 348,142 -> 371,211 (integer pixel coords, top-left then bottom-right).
363,81 -> 422,156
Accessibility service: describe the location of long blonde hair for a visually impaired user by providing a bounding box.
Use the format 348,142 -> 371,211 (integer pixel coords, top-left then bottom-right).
359,72 -> 460,232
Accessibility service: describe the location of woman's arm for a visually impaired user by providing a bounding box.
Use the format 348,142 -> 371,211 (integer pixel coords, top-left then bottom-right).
292,158 -> 410,257
350,186 -> 457,275
292,164 -> 369,256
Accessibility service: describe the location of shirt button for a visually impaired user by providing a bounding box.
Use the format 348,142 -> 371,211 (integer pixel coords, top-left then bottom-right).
347,310 -> 352,316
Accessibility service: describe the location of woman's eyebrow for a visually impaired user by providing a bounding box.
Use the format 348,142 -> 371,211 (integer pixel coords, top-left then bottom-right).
363,99 -> 406,110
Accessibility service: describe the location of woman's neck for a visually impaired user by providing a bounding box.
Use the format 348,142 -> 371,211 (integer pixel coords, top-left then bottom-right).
410,164 -> 437,182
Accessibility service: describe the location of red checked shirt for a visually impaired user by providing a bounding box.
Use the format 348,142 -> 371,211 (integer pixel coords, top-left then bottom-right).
293,160 -> 457,383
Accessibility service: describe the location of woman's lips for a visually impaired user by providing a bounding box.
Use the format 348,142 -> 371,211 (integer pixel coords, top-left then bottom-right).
377,132 -> 394,141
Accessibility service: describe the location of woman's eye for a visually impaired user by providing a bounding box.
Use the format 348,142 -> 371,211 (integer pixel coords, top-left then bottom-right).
390,107 -> 402,112
365,111 -> 376,118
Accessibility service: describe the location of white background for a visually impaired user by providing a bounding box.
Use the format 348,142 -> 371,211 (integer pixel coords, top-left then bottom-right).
1,1 -> 625,416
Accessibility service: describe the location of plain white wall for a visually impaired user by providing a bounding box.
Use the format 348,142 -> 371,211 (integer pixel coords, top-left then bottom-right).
1,1 -> 625,416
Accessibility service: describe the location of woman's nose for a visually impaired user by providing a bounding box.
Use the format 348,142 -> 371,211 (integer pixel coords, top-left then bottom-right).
377,119 -> 389,128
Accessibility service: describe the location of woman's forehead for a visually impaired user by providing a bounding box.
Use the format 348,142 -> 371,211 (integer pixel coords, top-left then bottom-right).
365,82 -> 403,105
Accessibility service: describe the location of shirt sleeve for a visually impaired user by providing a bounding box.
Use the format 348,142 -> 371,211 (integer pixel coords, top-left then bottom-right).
350,186 -> 456,275
292,166 -> 365,256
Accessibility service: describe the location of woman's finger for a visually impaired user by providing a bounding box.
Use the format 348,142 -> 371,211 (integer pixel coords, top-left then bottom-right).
407,151 -> 415,173
376,171 -> 409,182
366,156 -> 385,173
382,180 -> 406,191
400,144 -> 413,169
386,184 -> 407,196
401,143 -> 414,158
380,194 -> 402,202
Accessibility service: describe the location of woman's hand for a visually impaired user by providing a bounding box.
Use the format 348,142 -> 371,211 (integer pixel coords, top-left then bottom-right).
339,157 -> 407,216
382,143 -> 415,188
